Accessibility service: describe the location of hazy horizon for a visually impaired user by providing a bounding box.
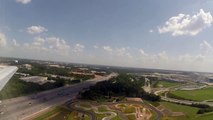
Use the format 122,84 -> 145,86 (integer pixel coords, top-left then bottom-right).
1,0 -> 213,72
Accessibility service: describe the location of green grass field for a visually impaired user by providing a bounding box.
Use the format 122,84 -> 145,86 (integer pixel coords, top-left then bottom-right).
155,81 -> 182,88
34,107 -> 70,120
96,113 -> 108,120
78,102 -> 92,108
34,107 -> 91,120
68,111 -> 90,120
161,102 -> 213,120
117,104 -> 136,113
111,115 -> 122,120
98,106 -> 109,112
170,87 -> 213,101
126,114 -> 136,120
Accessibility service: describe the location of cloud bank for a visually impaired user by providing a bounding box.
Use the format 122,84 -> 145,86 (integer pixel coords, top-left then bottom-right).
16,0 -> 31,4
27,25 -> 48,34
159,9 -> 213,36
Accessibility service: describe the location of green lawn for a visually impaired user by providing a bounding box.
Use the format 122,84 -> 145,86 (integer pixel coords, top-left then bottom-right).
98,106 -> 109,112
111,115 -> 122,120
34,107 -> 70,120
68,111 -> 90,120
117,104 -> 136,113
160,102 -> 213,120
156,81 -> 182,88
79,102 -> 92,108
126,114 -> 136,120
96,113 -> 108,120
34,107 -> 91,120
161,102 -> 198,119
170,87 -> 213,101
124,106 -> 136,113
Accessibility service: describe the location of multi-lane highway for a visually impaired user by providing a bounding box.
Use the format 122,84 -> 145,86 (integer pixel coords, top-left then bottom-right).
0,73 -> 117,120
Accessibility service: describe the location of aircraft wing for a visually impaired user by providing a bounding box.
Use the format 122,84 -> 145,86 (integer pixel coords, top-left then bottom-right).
0,66 -> 18,91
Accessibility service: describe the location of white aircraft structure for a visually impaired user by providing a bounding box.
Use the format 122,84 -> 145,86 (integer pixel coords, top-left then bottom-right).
0,66 -> 18,91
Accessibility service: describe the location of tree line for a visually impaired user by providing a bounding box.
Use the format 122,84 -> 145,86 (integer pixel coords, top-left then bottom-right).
80,74 -> 160,102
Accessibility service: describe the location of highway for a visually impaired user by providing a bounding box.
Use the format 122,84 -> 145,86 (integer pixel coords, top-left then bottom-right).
0,73 -> 117,120
154,84 -> 213,107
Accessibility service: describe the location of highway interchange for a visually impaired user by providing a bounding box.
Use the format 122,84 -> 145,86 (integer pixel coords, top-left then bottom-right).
0,73 -> 164,120
0,73 -> 117,120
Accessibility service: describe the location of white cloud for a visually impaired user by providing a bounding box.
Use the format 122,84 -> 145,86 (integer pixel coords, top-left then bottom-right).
27,25 -> 48,34
195,54 -> 205,61
74,44 -> 85,53
0,33 -> 7,47
102,46 -> 132,59
103,46 -> 113,52
32,37 -> 45,46
157,51 -> 168,60
93,45 -> 99,49
20,37 -> 70,55
200,40 -> 213,54
46,37 -> 70,52
139,49 -> 147,56
12,39 -> 20,47
149,29 -> 153,33
159,9 -> 213,36
116,48 -> 125,56
16,0 -> 31,4
4,37 -> 213,72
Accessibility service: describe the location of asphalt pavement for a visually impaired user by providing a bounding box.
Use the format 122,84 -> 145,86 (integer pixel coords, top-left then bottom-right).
0,73 -> 117,120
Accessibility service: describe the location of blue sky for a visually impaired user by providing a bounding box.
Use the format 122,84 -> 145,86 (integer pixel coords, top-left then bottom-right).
1,0 -> 213,72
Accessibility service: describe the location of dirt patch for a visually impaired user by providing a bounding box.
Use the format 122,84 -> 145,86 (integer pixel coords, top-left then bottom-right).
126,98 -> 143,102
172,112 -> 185,116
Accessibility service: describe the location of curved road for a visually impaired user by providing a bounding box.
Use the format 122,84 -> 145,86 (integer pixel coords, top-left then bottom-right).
65,100 -> 163,120
65,100 -> 97,120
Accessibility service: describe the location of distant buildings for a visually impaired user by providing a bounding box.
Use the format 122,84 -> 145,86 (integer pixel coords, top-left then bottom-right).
48,64 -> 65,68
20,76 -> 55,85
22,64 -> 32,70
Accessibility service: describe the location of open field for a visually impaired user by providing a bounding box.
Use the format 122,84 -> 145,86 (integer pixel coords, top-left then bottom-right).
68,111 -> 90,120
160,102 -> 213,120
115,103 -> 152,120
116,104 -> 136,113
33,107 -> 90,120
33,107 -> 71,120
155,81 -> 183,88
170,87 -> 213,101
126,114 -> 136,120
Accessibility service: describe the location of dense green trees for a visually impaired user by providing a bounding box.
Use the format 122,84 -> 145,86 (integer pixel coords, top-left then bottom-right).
80,74 -> 160,102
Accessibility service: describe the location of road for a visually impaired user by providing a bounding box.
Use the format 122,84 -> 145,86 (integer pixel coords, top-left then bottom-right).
154,84 -> 213,107
161,92 -> 213,106
65,100 -> 97,120
0,73 -> 117,120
